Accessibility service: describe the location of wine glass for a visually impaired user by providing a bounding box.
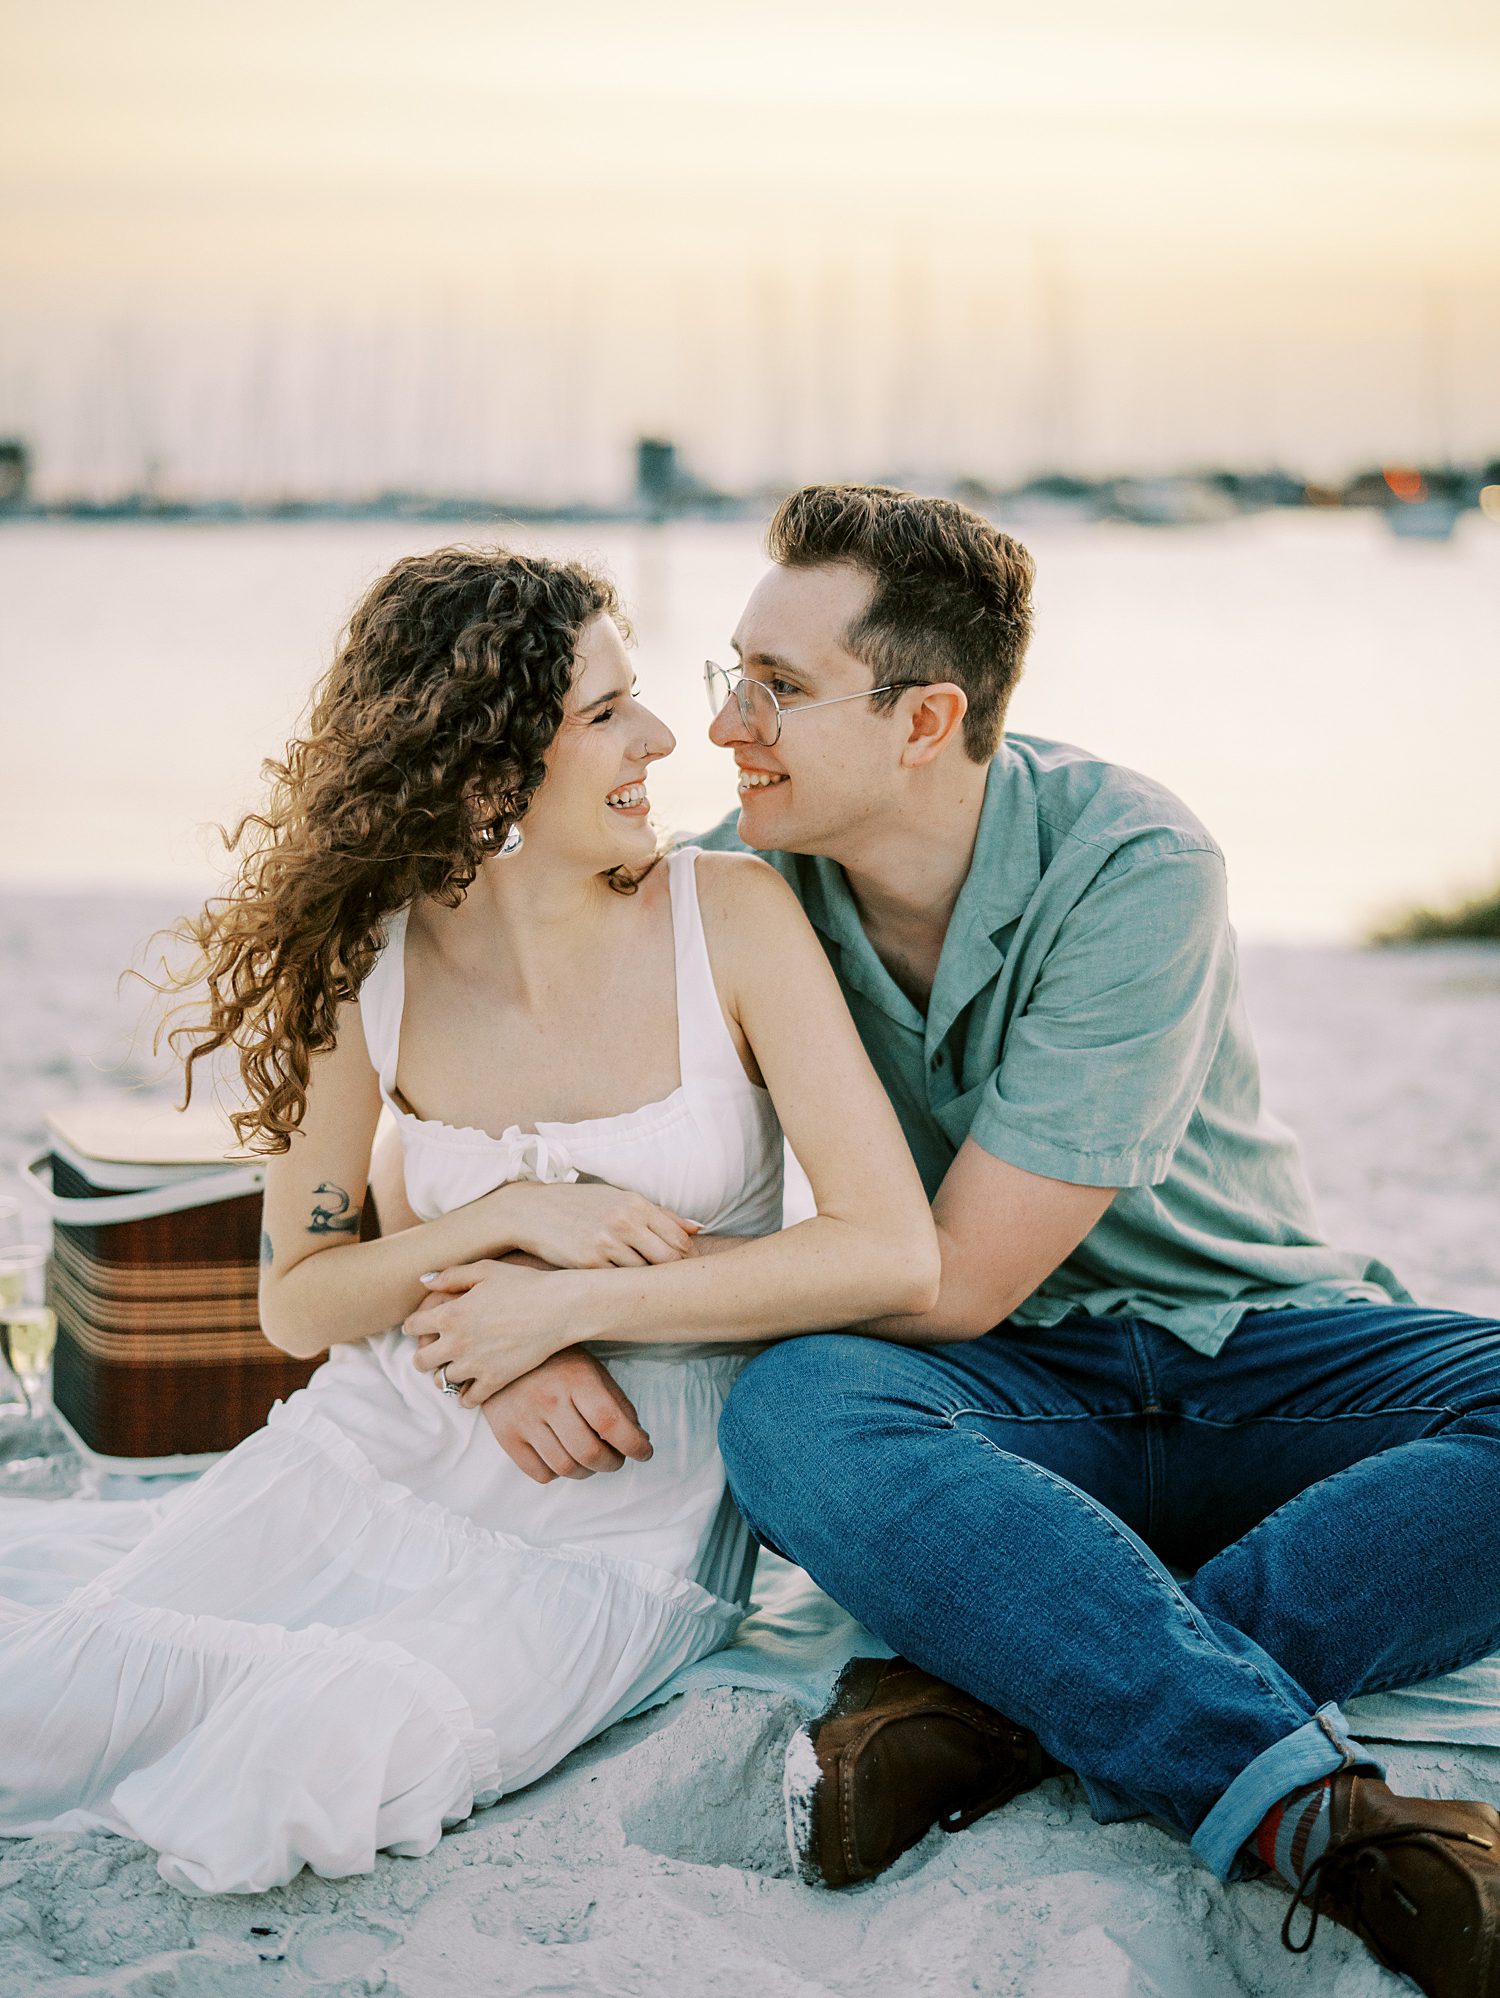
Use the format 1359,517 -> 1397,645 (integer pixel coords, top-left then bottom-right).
0,1235 -> 34,1418
0,1244 -> 86,1493
0,1195 -> 22,1250
0,1244 -> 53,1419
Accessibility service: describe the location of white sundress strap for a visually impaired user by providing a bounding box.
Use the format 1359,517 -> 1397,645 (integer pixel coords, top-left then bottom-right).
357,906 -> 409,1105
665,846 -> 750,1092
365,862 -> 749,1113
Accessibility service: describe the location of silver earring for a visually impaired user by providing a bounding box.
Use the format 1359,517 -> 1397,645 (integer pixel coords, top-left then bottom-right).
477,819 -> 523,856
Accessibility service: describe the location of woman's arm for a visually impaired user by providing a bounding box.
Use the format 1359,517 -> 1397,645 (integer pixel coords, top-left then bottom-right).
262,999 -> 708,1360
259,997 -> 516,1358
405,855 -> 942,1402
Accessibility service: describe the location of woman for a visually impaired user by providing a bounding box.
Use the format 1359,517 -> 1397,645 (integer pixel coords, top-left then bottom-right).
0,546 -> 938,1895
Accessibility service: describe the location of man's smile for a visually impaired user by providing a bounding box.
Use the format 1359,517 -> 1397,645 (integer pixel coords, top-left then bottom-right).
736,764 -> 789,794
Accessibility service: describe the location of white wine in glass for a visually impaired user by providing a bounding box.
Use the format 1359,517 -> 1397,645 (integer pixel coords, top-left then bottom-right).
0,1247 -> 51,1418
2,1305 -> 58,1412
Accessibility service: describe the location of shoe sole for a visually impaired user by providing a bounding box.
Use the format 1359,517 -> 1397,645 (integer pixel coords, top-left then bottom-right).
782,1655 -> 895,1887
781,1717 -> 823,1882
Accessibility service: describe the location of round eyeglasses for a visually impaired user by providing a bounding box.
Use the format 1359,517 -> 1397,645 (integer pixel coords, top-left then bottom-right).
704,661 -> 928,748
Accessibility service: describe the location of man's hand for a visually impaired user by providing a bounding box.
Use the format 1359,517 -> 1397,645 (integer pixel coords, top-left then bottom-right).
479,1347 -> 653,1484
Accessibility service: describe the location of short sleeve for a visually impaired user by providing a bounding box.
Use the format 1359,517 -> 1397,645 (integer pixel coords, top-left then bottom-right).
968,846 -> 1234,1188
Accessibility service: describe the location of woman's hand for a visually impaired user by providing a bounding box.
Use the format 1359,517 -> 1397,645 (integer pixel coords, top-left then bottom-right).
402,1261 -> 585,1404
479,1348 -> 654,1483
488,1180 -> 700,1270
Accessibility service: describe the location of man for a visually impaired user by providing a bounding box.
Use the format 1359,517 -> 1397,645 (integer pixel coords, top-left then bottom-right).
420,486 -> 1500,1996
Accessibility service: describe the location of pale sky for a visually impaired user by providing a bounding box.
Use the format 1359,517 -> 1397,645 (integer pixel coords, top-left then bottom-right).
3,0 -> 1499,495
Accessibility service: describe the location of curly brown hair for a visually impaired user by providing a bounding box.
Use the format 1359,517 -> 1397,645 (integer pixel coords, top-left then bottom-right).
165,544 -> 629,1154
768,484 -> 1035,761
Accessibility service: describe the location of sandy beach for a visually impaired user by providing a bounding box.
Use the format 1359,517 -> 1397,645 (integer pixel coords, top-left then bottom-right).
3,890 -> 1499,1996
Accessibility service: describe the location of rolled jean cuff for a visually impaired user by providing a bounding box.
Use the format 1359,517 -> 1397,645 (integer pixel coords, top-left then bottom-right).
1190,1704 -> 1385,1881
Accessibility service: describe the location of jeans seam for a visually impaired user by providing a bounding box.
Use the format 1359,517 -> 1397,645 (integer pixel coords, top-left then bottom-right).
1195,1422 -> 1474,1574
945,1407 -> 1139,1425
1125,1322 -> 1162,1410
1126,1322 -> 1165,1545
1350,1623 -> 1500,1701
1158,1406 -> 1463,1429
945,1407 -> 1463,1428
965,1430 -> 1309,1733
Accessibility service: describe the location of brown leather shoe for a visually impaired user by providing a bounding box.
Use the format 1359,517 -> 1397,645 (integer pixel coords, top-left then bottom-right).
1283,1768 -> 1500,1995
783,1656 -> 1060,1888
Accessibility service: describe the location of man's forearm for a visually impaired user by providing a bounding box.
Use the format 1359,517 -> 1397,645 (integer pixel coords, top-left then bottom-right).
847,1225 -> 1026,1345
848,1149 -> 1118,1349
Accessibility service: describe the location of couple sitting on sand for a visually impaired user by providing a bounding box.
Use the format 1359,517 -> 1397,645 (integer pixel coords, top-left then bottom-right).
3,485 -> 1498,1995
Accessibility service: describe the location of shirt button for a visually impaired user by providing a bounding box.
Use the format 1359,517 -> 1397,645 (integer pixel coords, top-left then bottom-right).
930,1051 -> 944,1072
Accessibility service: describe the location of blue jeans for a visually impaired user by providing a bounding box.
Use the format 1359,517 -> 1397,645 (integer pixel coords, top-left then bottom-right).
718,1304 -> 1500,1878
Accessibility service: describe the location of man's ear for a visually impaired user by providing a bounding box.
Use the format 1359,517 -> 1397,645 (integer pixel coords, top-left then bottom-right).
899,684 -> 968,766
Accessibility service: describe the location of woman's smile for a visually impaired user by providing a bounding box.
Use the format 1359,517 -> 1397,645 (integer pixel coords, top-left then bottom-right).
605,780 -> 651,815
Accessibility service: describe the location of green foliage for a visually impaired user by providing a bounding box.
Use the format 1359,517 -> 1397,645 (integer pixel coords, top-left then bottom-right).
1373,884 -> 1500,945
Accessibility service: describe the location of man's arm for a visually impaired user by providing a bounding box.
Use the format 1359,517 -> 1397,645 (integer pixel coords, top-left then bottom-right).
853,1139 -> 1117,1343
861,841 -> 1234,1344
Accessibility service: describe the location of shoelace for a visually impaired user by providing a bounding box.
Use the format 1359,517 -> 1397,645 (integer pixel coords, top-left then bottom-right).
1282,1819 -> 1495,1955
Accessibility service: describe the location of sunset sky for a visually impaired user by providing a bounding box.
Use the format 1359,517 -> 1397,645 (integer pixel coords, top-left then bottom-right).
3,0 -> 1498,496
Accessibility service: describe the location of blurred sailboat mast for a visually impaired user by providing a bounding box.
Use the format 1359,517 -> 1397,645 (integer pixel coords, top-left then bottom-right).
1031,237 -> 1076,479
1421,278 -> 1456,469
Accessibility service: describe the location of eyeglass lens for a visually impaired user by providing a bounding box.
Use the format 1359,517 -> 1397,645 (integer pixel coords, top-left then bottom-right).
705,665 -> 779,745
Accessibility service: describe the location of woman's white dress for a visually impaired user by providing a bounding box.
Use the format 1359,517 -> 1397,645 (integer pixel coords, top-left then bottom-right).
0,847 -> 784,1893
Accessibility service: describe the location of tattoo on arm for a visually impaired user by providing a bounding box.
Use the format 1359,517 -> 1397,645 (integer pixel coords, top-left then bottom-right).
308,1183 -> 362,1237
260,1229 -> 273,1268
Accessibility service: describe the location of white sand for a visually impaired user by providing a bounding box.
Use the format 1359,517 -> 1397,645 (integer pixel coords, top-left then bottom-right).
5,1712 -> 1499,1996
3,894 -> 1499,1996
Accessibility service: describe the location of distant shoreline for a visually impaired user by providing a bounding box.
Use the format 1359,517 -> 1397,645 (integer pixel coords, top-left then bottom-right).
0,497 -> 765,528
2,458 -> 1497,534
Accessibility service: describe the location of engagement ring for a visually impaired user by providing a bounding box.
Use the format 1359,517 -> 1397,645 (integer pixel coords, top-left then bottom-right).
435,1364 -> 460,1398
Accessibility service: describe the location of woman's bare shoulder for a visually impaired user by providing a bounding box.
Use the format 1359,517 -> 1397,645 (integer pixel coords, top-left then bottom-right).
685,844 -> 789,894
688,851 -> 817,1000
689,847 -> 801,923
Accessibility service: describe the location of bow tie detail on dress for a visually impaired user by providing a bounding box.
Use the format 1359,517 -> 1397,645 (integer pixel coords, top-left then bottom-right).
491,1126 -> 580,1187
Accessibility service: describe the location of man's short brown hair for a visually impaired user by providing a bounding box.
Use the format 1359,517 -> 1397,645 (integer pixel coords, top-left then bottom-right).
767,484 -> 1035,762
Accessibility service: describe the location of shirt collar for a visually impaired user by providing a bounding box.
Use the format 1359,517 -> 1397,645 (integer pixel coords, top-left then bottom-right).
793,742 -> 1043,1043
925,745 -> 1042,1051
793,853 -> 925,1030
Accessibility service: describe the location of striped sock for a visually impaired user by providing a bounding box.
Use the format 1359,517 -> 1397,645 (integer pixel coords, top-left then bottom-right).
1253,1778 -> 1334,1887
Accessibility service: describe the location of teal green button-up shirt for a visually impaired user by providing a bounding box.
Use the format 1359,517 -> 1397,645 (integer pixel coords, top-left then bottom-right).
698,732 -> 1406,1356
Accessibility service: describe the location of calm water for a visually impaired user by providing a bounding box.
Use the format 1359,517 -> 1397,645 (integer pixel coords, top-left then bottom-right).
3,511 -> 1497,940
